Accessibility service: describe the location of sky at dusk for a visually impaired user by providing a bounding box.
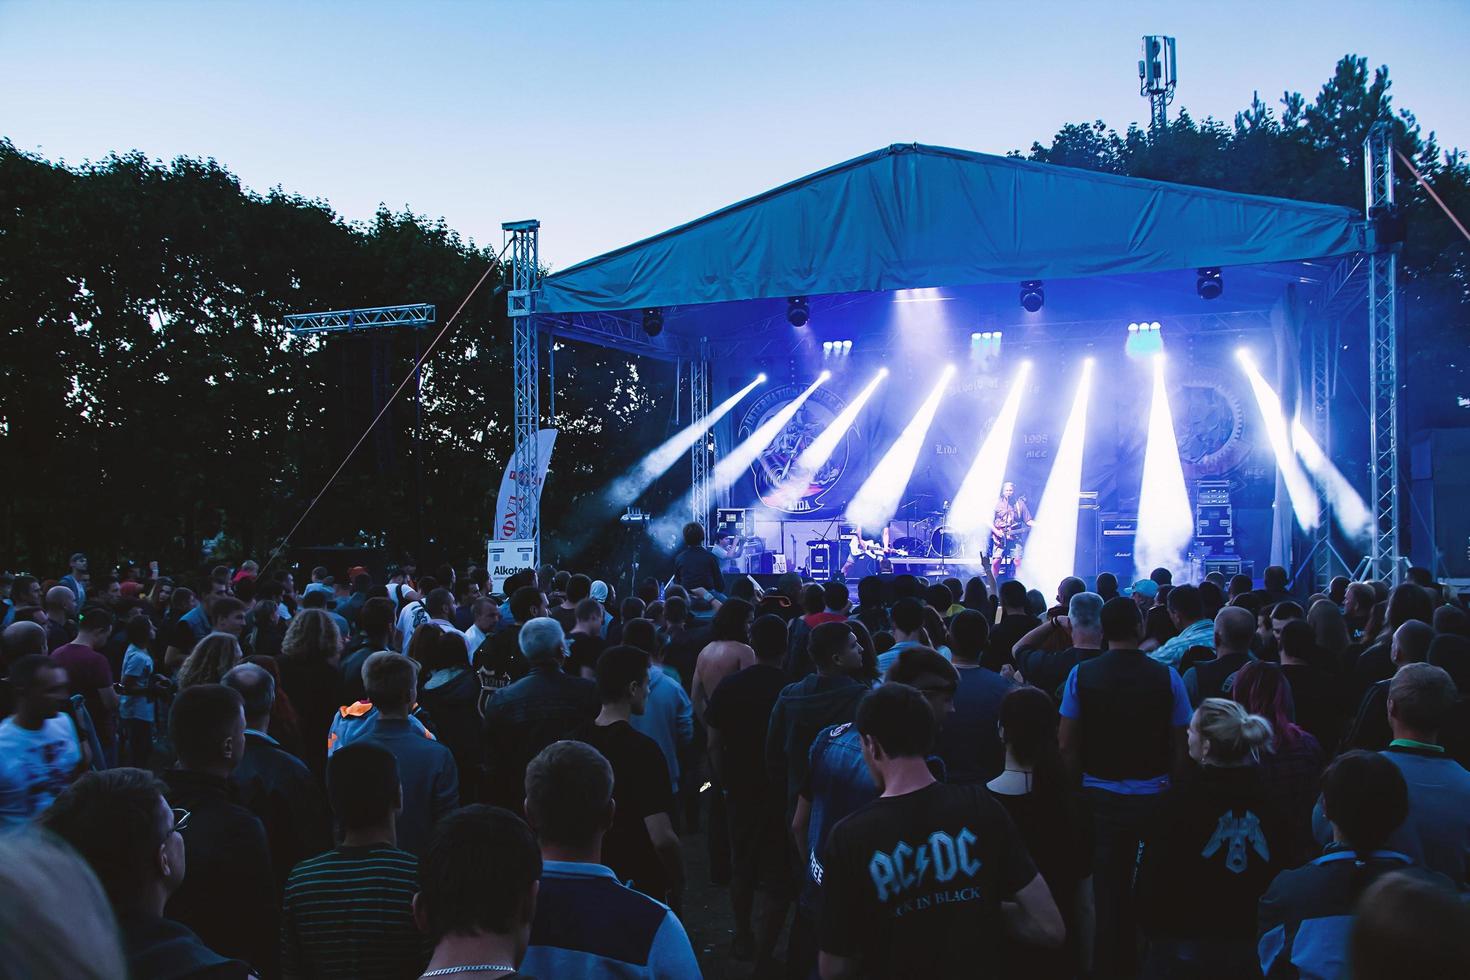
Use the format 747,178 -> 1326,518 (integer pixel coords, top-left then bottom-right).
4,0 -> 1466,268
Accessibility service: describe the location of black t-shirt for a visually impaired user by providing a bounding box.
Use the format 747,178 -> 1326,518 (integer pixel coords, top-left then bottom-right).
820,781 -> 1038,978
992,788 -> 1092,980
665,626 -> 710,694
571,720 -> 674,899
985,613 -> 1041,672
550,605 -> 578,635
476,625 -> 530,685
567,633 -> 607,678
704,663 -> 790,797
1018,646 -> 1102,704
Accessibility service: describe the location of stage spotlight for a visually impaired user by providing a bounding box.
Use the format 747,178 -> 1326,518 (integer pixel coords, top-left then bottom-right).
1020,281 -> 1044,313
604,372 -> 766,508
1018,359 -> 1093,592
787,296 -> 810,327
971,332 -> 982,341
1128,323 -> 1139,333
1150,321 -> 1161,331
842,340 -> 852,352
1237,357 -> 1321,530
1235,347 -> 1252,364
770,368 -> 890,508
823,341 -> 834,355
1196,267 -> 1223,300
847,365 -> 956,530
950,362 -> 1032,542
1134,356 -> 1194,582
1291,417 -> 1372,541
642,308 -> 664,337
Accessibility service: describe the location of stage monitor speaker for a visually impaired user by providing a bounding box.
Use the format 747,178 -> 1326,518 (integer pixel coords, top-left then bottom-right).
808,541 -> 838,582
1411,429 -> 1470,577
1075,504 -> 1100,579
1098,515 -> 1137,580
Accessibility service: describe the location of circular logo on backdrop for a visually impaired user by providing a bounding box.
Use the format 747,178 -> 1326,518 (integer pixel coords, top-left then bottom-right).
1171,369 -> 1250,479
738,384 -> 852,514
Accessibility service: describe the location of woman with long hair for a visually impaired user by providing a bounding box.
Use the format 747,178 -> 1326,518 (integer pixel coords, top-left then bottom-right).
1306,598 -> 1350,668
1139,605 -> 1177,653
1232,660 -> 1326,866
405,622 -> 443,672
961,576 -> 991,614
988,686 -> 1094,978
1139,698 -> 1286,979
175,632 -> 243,691
243,653 -> 303,757
277,608 -> 345,779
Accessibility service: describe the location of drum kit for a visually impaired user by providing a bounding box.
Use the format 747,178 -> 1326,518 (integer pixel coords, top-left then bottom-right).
891,493 -> 975,560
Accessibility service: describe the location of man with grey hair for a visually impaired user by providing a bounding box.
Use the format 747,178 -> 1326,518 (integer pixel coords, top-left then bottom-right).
1015,591 -> 1106,703
520,740 -> 700,979
224,662 -> 330,885
1345,620 -> 1438,752
481,618 -> 600,810
328,651 -> 458,855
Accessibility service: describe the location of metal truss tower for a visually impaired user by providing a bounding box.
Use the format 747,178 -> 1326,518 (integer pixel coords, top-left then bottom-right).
1364,123 -> 1404,583
505,220 -> 542,561
689,347 -> 712,534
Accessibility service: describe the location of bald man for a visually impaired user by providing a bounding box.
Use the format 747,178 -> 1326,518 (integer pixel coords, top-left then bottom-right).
1182,606 -> 1258,707
42,586 -> 77,654
1344,621 -> 1438,753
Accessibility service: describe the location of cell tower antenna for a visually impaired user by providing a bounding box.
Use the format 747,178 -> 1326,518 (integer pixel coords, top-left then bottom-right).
1139,35 -> 1178,135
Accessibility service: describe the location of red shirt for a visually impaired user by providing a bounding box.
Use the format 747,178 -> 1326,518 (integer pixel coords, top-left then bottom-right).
51,642 -> 115,743
804,611 -> 847,628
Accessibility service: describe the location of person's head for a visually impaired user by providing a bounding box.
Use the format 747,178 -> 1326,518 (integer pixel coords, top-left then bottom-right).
1129,579 -> 1158,611
961,576 -> 989,609
11,574 -> 40,607
0,828 -> 126,979
1063,591 -> 1102,646
40,768 -> 185,911
1100,596 -> 1143,647
1188,698 -> 1273,766
1094,572 -> 1119,601
1001,481 -> 1015,500
524,740 -> 615,853
176,632 -> 243,691
616,597 -> 645,626
2,619 -> 48,660
1327,575 -> 1350,605
1269,600 -> 1305,644
422,631 -> 471,675
8,654 -> 68,721
1262,565 -> 1288,593
564,574 -> 592,605
996,579 -> 1027,613
1196,581 -> 1225,619
663,595 -> 689,628
221,662 -> 274,730
281,608 -> 343,661
169,684 -> 246,773
414,805 -> 542,964
621,618 -> 658,657
1277,618 -> 1318,667
1212,605 -> 1257,656
1433,604 -> 1469,638
890,596 -> 924,638
1230,661 -> 1300,750
1320,750 -> 1408,854
358,597 -> 396,643
1305,598 -> 1350,656
884,647 -> 959,732
1387,662 -> 1458,741
327,741 -> 401,833
362,651 -> 417,713
997,685 -> 1066,799
570,597 -> 602,634
1390,620 -> 1435,667
712,597 -> 754,643
75,605 -> 115,645
794,584 -> 821,617
1344,581 -> 1376,618
1055,576 -> 1086,609
207,596 -> 246,636
1428,634 -> 1470,694
810,620 -> 862,676
1149,567 -> 1173,587
855,683 -> 936,788
1386,583 -> 1434,632
1350,870 -> 1470,980
945,609 -> 990,664
1142,605 -> 1176,645
424,587 -> 455,622
518,617 -> 568,670
682,521 -> 706,548
594,644 -> 650,713
919,583 -> 949,615
750,614 -> 787,665
458,596 -> 494,635
124,614 -> 155,649
1227,573 -> 1253,599
510,586 -> 548,625
300,589 -> 328,611
1165,584 -> 1204,629
44,584 -> 77,618
824,580 -> 850,613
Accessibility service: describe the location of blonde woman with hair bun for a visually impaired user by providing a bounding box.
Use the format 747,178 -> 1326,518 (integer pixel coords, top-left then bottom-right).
1135,697 -> 1288,978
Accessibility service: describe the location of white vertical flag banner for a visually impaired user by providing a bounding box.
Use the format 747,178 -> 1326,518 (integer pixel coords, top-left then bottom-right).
494,428 -> 558,541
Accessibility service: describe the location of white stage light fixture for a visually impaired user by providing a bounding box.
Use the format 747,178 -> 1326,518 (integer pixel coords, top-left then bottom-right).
847,366 -> 956,530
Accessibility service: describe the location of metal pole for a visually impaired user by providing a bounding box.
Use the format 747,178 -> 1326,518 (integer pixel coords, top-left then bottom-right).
1364,123 -> 1402,584
689,345 -> 711,534
505,220 -> 542,564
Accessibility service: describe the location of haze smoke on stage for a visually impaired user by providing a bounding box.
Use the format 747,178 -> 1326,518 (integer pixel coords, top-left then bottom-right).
1135,355 -> 1194,582
1018,359 -> 1093,594
769,368 -> 888,509
1236,350 -> 1321,531
1290,417 -> 1372,542
651,372 -> 829,546
949,362 -> 1032,544
604,373 -> 767,510
846,365 -> 956,532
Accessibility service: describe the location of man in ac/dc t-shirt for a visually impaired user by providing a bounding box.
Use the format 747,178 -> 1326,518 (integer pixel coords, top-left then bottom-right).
818,684 -> 1062,979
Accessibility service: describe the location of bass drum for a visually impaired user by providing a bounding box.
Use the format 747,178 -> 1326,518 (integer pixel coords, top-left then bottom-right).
930,525 -> 965,558
890,536 -> 926,557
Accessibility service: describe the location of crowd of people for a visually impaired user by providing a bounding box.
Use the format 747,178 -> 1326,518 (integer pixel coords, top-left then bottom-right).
1,533 -> 1468,979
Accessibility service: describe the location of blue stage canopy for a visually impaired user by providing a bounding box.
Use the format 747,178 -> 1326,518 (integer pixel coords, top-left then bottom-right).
539,143 -> 1362,316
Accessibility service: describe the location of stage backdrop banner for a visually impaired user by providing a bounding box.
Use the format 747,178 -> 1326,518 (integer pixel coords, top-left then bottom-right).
494,428 -> 558,541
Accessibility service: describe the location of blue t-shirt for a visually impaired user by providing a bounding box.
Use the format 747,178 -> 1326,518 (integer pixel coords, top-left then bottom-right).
1059,661 -> 1192,794
120,644 -> 156,722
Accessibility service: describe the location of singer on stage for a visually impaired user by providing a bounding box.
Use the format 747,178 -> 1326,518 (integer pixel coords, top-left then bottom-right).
989,481 -> 1033,581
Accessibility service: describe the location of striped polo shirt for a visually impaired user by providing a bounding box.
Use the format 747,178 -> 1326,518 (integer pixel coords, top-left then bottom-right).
281,844 -> 428,979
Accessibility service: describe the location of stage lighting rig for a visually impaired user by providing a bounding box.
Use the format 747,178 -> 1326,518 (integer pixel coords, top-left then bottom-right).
642,308 -> 664,337
1196,268 -> 1223,300
787,296 -> 811,327
1020,281 -> 1044,313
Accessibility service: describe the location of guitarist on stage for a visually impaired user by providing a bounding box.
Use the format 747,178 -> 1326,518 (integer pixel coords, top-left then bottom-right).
989,481 -> 1033,582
